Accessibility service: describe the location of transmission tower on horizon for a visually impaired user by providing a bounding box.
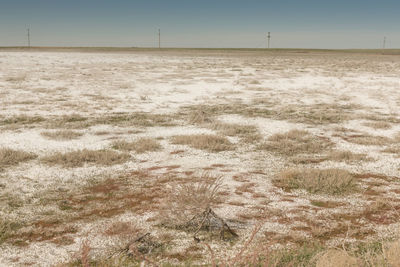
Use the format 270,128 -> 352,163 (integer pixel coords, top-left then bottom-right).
267,32 -> 271,49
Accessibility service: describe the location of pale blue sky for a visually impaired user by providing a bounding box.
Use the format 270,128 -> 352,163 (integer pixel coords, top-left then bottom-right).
0,0 -> 399,48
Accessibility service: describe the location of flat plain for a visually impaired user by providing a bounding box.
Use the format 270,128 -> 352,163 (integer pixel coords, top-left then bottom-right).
1,48 -> 400,266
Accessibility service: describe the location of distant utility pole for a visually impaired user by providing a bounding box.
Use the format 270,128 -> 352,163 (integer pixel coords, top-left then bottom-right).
383,36 -> 386,52
27,28 -> 30,47
158,29 -> 161,49
267,32 -> 271,49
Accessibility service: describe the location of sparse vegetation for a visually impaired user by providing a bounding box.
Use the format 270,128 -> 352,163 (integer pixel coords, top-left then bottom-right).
327,150 -> 371,162
41,130 -> 84,140
41,149 -> 130,167
274,168 -> 356,195
363,121 -> 392,129
211,122 -> 261,143
0,219 -> 22,245
183,102 -> 356,125
171,134 -> 234,152
0,115 -> 45,126
4,48 -> 400,267
0,148 -> 37,167
342,133 -> 393,146
112,138 -> 161,153
259,130 -> 332,156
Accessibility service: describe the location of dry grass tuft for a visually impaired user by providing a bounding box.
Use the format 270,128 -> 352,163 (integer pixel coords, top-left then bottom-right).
0,219 -> 22,245
171,134 -> 234,152
48,114 -> 89,129
5,74 -> 27,82
327,150 -> 371,162
275,168 -> 356,195
316,249 -> 359,267
0,115 -> 45,126
363,121 -> 392,129
260,130 -> 332,156
95,112 -> 176,128
41,130 -> 83,141
382,146 -> 400,156
342,133 -> 392,146
41,149 -> 130,167
112,138 -> 161,153
211,122 -> 261,143
0,148 -> 37,167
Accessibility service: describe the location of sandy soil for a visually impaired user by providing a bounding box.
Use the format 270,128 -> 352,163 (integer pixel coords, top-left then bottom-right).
0,49 -> 400,266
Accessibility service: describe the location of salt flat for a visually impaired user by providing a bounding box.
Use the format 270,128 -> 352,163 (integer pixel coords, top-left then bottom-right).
0,49 -> 400,266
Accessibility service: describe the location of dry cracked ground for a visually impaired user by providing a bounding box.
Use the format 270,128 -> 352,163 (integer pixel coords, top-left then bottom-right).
1,49 -> 400,266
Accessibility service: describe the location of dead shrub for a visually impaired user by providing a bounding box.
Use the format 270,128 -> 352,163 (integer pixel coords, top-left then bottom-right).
112,138 -> 161,153
275,168 -> 356,195
41,149 -> 130,167
165,173 -> 223,222
0,148 -> 37,167
260,130 -> 332,156
41,130 -> 83,140
171,134 -> 234,152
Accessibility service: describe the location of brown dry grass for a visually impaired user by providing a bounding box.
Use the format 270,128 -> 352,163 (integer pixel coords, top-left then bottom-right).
171,134 -> 234,152
0,148 -> 37,168
316,249 -> 359,267
41,149 -> 130,167
342,133 -> 393,146
274,168 -> 356,195
363,121 -> 392,129
111,138 -> 161,153
211,122 -> 261,143
183,102 -> 356,125
0,115 -> 45,126
41,130 -> 83,141
327,150 -> 371,162
260,130 -> 332,156
382,146 -> 400,156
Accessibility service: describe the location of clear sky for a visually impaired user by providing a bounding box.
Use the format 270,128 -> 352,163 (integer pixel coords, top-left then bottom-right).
0,0 -> 399,49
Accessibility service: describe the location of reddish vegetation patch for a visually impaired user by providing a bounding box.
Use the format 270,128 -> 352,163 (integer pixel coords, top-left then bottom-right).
165,165 -> 181,170
170,150 -> 185,155
89,179 -> 120,194
211,164 -> 226,168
